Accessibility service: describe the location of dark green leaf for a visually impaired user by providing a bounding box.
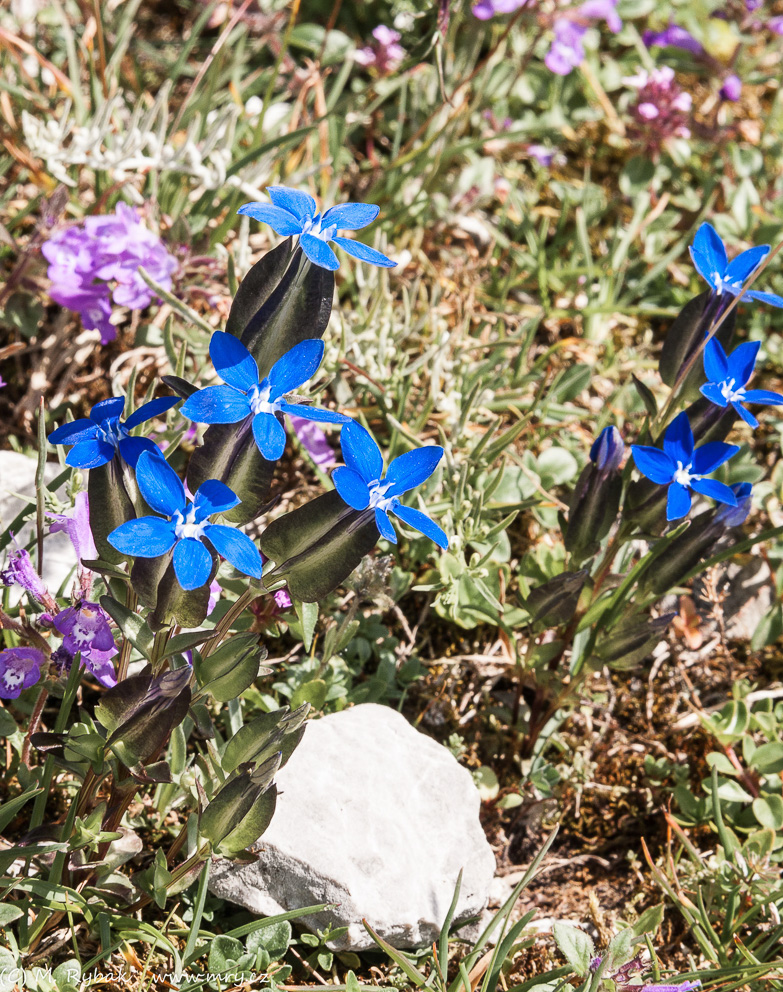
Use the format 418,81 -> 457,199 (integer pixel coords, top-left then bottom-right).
88,458 -> 137,565
100,595 -> 154,658
131,552 -> 216,632
225,238 -> 296,338
194,632 -> 267,702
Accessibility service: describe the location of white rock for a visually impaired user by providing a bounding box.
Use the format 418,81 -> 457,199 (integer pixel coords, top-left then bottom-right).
209,703 -> 496,951
0,451 -> 72,599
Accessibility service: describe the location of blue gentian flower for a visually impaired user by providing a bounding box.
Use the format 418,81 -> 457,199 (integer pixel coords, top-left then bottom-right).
700,338 -> 783,428
631,412 -> 740,521
714,481 -> 753,528
690,223 -> 783,307
180,333 -> 349,462
48,395 -> 179,469
108,451 -> 264,590
237,186 -> 396,271
333,422 -> 449,548
590,425 -> 624,472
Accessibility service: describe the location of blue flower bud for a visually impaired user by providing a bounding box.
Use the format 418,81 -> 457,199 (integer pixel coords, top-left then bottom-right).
590,425 -> 623,473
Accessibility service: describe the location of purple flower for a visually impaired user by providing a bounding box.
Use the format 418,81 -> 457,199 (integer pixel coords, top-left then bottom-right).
0,376 -> 7,388
42,203 -> 178,345
472,0 -> 527,19
0,647 -> 45,699
545,19 -> 588,74
642,23 -> 704,55
47,492 -> 98,599
527,144 -> 560,167
720,74 -> 742,101
354,25 -> 406,74
638,983 -> 701,992
208,577 -> 221,615
290,415 -> 338,469
544,0 -> 621,75
52,602 -> 116,658
274,588 -> 293,611
0,547 -> 56,610
770,16 -> 783,34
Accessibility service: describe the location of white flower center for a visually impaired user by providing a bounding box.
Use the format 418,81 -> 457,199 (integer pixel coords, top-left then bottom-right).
248,382 -> 281,416
96,418 -> 127,448
173,505 -> 207,541
712,272 -> 743,296
367,479 -> 394,511
300,214 -> 337,242
673,460 -> 700,487
719,377 -> 746,403
2,671 -> 22,688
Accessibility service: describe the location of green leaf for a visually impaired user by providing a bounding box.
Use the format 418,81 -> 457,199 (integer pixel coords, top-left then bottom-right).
209,934 -> 245,973
0,904 -> 23,926
225,238 -> 296,339
240,247 -> 334,377
0,708 -> 18,736
0,785 -> 43,832
102,668 -> 191,767
88,457 -> 137,565
201,758 -> 280,856
295,599 -> 319,651
604,928 -> 634,973
659,291 -> 735,389
711,777 -> 754,803
632,903 -> 664,938
246,920 -> 292,962
752,794 -> 783,830
291,678 -> 328,710
750,741 -> 783,775
552,923 -> 594,977
631,374 -> 658,419
100,595 -> 154,658
260,491 -> 378,602
525,571 -> 588,627
221,709 -> 288,774
131,552 -> 216,632
194,632 -> 268,702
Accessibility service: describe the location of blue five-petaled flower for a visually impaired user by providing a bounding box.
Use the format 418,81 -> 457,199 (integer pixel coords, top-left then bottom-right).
333,422 -> 449,548
690,223 -> 783,307
48,395 -> 179,469
631,412 -> 740,521
238,186 -> 396,272
108,450 -> 264,590
180,333 -> 349,462
701,338 -> 783,429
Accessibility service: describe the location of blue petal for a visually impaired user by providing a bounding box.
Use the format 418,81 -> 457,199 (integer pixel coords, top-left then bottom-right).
331,236 -> 396,268
173,538 -> 213,590
733,401 -> 759,428
251,411 -> 287,460
124,395 -> 180,430
66,438 -> 115,469
267,186 -> 317,223
203,524 -> 264,579
300,233 -> 340,270
391,502 -> 449,549
48,419 -> 98,444
690,478 -> 738,506
90,396 -> 125,423
340,422 -> 383,483
385,446 -> 444,497
375,508 -> 397,543
689,223 -> 728,288
180,385 -> 251,424
321,202 -> 380,231
691,441 -> 739,476
743,388 -> 783,406
745,290 -> 783,308
663,412 -> 694,466
667,482 -> 692,521
267,338 -> 325,400
726,340 -> 760,387
136,450 -> 186,517
236,202 -> 303,236
332,467 -> 371,510
700,382 -> 729,408
118,435 -> 159,468
631,445 -> 675,485
108,516 -> 177,557
725,245 -> 769,285
279,401 -> 350,424
209,331 -> 259,393
193,479 -> 241,521
703,338 -> 729,384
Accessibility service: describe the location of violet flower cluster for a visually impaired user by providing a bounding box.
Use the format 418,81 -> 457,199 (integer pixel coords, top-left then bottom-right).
545,0 -> 622,76
42,202 -> 178,344
354,26 -> 405,74
623,67 -> 692,149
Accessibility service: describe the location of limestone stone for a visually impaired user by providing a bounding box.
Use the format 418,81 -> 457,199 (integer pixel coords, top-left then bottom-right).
209,703 -> 496,951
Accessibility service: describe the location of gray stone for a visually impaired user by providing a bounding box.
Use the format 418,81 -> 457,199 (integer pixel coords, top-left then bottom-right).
209,703 -> 496,951
0,451 -> 73,600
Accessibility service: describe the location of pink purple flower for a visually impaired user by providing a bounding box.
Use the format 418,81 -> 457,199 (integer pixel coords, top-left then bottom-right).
720,74 -> 742,101
354,26 -> 406,74
643,23 -> 704,55
291,415 -> 338,470
472,0 -> 527,19
624,67 -> 692,149
47,491 -> 98,599
544,0 -> 621,75
42,203 -> 178,344
1,547 -> 57,611
0,647 -> 45,699
769,15 -> 783,33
